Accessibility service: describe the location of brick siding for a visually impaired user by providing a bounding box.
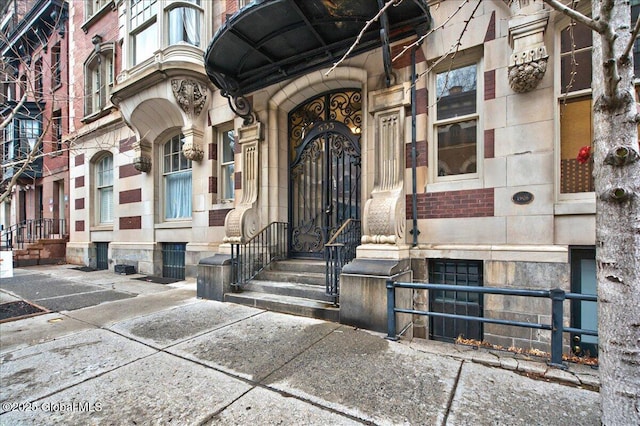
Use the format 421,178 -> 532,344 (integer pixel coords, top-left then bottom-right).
484,70 -> 496,100
75,198 -> 84,210
119,188 -> 141,204
209,209 -> 231,227
74,153 -> 84,167
407,188 -> 495,219
119,216 -> 142,230
119,163 -> 141,179
75,220 -> 85,232
75,176 -> 85,188
484,129 -> 495,159
119,136 -> 136,152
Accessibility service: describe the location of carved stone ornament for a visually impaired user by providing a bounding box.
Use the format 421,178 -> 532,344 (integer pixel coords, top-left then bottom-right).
361,84 -> 410,246
171,79 -> 207,118
182,140 -> 204,161
223,123 -> 261,244
133,156 -> 152,173
507,1 -> 550,93
132,138 -> 152,173
508,50 -> 548,93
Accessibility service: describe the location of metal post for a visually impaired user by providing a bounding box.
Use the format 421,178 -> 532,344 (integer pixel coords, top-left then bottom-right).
386,280 -> 398,341
549,288 -> 567,368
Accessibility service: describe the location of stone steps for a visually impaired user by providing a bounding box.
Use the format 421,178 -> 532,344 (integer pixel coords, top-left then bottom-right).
225,259 -> 339,322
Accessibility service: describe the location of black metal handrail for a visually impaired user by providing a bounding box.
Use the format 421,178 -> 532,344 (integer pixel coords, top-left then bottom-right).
386,281 -> 598,369
230,222 -> 288,290
1,218 -> 67,251
325,219 -> 361,304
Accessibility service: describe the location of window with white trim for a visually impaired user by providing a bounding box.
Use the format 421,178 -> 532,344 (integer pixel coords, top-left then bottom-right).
433,61 -> 480,181
84,44 -> 114,117
218,126 -> 235,201
96,154 -> 114,224
130,0 -> 158,65
163,133 -> 192,219
85,0 -> 112,19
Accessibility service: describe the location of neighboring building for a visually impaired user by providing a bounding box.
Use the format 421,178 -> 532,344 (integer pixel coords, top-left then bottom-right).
1,0 -> 69,262
66,0 -> 640,356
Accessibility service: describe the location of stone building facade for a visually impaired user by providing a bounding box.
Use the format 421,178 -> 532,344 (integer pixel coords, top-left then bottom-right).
66,0 -> 640,355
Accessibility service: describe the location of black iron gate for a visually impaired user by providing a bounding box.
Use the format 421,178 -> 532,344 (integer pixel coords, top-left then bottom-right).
96,242 -> 109,270
162,242 -> 186,280
288,90 -> 362,258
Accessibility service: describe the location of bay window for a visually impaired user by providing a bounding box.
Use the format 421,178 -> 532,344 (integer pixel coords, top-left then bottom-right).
130,0 -> 158,65
168,1 -> 201,47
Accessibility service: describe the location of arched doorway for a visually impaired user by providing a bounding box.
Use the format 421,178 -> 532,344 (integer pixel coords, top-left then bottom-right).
288,90 -> 362,258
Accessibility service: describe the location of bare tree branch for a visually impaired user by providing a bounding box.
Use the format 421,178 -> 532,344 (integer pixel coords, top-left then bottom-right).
622,13 -> 640,61
542,0 -> 604,33
0,93 -> 27,130
325,0 -> 400,76
392,0 -> 470,62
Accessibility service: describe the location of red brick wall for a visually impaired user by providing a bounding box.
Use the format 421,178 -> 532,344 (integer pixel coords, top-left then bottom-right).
406,141 -> 428,168
74,153 -> 85,166
209,209 -> 231,227
71,2 -> 120,130
75,220 -> 85,232
120,216 -> 142,230
119,137 -> 136,152
75,198 -> 85,210
407,188 -> 495,219
119,189 -> 141,204
484,70 -> 495,100
119,164 -> 141,179
484,11 -> 496,42
75,176 -> 85,188
484,129 -> 495,159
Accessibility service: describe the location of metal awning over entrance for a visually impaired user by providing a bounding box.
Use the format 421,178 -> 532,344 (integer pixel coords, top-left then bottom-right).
204,0 -> 431,116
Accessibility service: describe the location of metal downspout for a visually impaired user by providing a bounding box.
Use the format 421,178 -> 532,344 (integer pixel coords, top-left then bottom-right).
410,46 -> 419,246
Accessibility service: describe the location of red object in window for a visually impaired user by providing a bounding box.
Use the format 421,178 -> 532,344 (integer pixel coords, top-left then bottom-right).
577,146 -> 591,164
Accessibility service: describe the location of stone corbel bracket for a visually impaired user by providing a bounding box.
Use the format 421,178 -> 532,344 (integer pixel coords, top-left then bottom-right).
361,83 -> 410,245
181,126 -> 204,161
223,122 -> 261,243
133,138 -> 152,173
508,0 -> 550,93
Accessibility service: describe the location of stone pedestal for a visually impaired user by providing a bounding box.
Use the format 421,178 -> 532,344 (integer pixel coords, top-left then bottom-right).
197,254 -> 232,301
340,258 -> 413,334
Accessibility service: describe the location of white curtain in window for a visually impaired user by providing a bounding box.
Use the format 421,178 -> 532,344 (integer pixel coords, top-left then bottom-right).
165,171 -> 192,219
99,187 -> 114,223
169,7 -> 199,46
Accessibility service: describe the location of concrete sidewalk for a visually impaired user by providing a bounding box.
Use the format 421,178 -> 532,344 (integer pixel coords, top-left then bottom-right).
1,265 -> 600,425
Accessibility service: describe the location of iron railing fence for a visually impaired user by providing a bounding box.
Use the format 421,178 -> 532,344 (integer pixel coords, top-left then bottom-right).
386,281 -> 597,368
325,219 -> 361,305
230,222 -> 288,290
1,218 -> 67,251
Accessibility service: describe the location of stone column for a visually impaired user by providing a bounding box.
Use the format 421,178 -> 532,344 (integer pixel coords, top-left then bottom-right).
340,83 -> 413,333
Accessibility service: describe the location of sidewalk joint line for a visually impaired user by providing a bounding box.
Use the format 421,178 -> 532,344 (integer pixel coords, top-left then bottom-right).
441,359 -> 464,426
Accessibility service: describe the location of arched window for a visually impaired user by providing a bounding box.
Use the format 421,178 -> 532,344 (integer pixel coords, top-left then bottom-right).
96,154 -> 114,224
163,134 -> 192,219
84,44 -> 114,118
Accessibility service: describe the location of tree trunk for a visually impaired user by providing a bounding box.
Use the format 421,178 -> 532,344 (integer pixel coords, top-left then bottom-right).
591,1 -> 640,424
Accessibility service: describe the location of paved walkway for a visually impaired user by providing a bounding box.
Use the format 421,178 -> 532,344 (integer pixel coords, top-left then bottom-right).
1,265 -> 600,425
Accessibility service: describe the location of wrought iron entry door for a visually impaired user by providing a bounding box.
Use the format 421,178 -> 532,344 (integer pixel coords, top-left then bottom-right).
289,121 -> 361,258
